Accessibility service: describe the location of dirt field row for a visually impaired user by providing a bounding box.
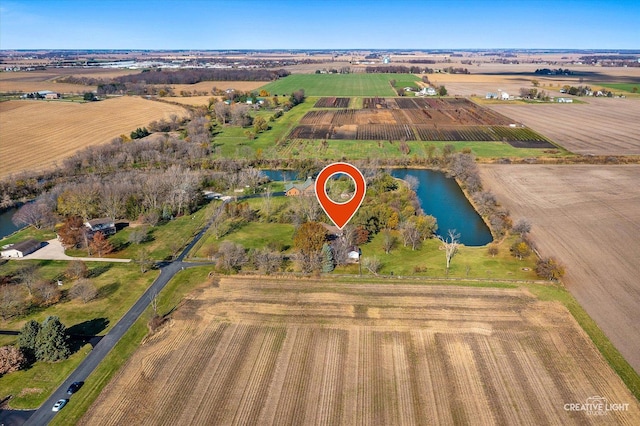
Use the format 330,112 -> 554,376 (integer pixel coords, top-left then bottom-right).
479,164 -> 640,375
82,277 -> 640,425
488,98 -> 640,155
0,97 -> 187,178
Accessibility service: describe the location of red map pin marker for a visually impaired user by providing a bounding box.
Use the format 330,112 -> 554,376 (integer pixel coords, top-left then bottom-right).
315,162 -> 366,230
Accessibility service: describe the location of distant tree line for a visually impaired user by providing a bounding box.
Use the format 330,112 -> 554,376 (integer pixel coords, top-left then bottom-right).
534,68 -> 573,75
114,68 -> 290,85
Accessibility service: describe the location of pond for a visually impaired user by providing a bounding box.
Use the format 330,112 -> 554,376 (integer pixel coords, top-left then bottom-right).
262,168 -> 492,246
390,169 -> 492,246
0,206 -> 23,239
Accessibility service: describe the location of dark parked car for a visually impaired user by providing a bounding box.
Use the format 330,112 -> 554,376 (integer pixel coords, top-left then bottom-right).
66,381 -> 83,395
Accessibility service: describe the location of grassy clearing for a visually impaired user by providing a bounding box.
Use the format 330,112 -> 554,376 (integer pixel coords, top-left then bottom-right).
0,343 -> 90,409
0,261 -> 158,408
275,139 -> 569,160
597,82 -> 640,93
49,266 -> 214,426
66,201 -> 221,260
191,221 -> 295,259
0,226 -> 56,247
528,284 -> 640,402
338,233 -> 539,280
259,74 -> 419,97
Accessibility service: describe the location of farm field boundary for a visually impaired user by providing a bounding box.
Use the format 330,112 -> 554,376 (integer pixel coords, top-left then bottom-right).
259,73 -> 419,97
0,97 -> 188,178
479,164 -> 640,379
80,276 -> 640,425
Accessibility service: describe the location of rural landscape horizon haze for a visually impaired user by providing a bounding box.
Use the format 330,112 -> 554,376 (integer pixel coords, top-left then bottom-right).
1,1 -> 639,425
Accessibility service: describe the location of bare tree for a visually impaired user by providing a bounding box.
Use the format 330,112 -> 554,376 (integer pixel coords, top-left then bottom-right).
404,175 -> 419,191
0,346 -> 27,375
381,230 -> 397,254
65,260 -> 89,279
291,195 -> 321,223
400,220 -> 421,250
512,218 -> 532,237
69,278 -> 98,303
32,281 -> 61,306
12,201 -> 56,230
136,247 -> 153,273
216,241 -> 247,272
363,256 -> 382,275
254,249 -> 283,274
0,285 -> 26,320
261,185 -> 273,219
214,102 -> 230,125
18,265 -> 40,297
439,229 -> 461,270
128,226 -> 150,244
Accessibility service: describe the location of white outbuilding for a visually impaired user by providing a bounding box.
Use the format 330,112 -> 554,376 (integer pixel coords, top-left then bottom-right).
1,239 -> 42,258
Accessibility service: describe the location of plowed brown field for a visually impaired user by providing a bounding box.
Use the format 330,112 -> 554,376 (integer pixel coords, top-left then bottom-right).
480,164 -> 640,375
488,98 -> 640,155
82,277 -> 640,425
0,97 -> 187,177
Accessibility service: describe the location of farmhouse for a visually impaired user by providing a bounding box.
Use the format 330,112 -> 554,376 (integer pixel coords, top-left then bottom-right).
284,177 -> 315,197
1,239 -> 42,258
84,218 -> 116,235
500,92 -> 510,100
416,87 -> 437,96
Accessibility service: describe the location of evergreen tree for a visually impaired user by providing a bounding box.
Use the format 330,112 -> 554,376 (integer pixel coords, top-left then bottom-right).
321,243 -> 335,273
35,316 -> 71,362
18,319 -> 40,362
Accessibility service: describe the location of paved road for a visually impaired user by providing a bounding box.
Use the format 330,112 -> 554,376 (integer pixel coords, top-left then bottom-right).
0,409 -> 35,426
23,201 -> 226,425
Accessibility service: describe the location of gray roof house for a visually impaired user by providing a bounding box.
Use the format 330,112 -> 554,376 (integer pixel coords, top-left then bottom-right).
1,239 -> 42,258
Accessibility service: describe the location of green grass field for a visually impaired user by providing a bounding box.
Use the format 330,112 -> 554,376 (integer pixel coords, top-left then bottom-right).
0,261 -> 158,408
259,73 -> 419,96
49,266 -> 216,425
336,234 -> 539,280
597,82 -> 640,93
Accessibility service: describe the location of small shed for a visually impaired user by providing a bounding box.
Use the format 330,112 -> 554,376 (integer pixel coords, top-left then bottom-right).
347,247 -> 361,263
1,239 -> 42,258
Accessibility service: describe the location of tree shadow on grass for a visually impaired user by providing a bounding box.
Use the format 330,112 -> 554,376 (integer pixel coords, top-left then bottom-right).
67,317 -> 109,352
97,281 -> 120,299
88,263 -> 112,278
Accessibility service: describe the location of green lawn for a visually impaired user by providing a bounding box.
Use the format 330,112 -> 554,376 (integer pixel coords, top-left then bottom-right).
259,74 -> 419,97
0,226 -> 56,247
49,266 -> 217,425
337,233 -> 539,280
597,82 -> 640,93
191,221 -> 295,259
0,261 -> 158,408
276,139 -> 569,160
64,201 -> 222,260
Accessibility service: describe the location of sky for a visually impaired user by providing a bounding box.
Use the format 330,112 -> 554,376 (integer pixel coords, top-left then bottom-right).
1,0 -> 639,50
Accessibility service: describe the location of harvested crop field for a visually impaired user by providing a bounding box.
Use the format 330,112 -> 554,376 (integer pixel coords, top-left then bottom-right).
291,97 -> 553,146
480,164 -> 640,375
82,277 -> 640,425
164,80 -> 266,94
488,98 -> 640,155
0,97 -> 187,177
